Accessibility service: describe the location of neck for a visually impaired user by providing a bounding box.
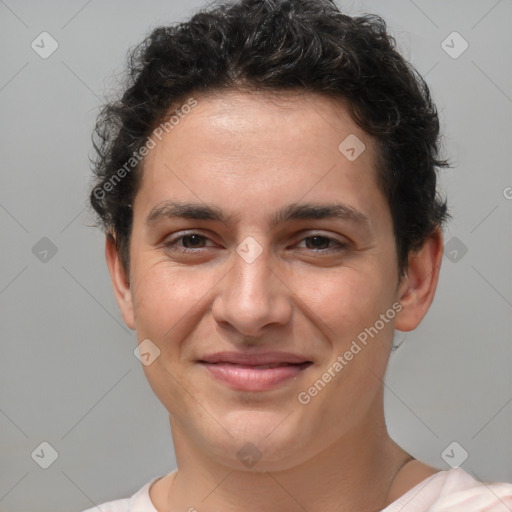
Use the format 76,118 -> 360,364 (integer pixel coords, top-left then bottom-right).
152,391 -> 413,512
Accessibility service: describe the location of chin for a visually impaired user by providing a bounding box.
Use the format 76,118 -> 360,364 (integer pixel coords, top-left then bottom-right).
198,410 -> 315,471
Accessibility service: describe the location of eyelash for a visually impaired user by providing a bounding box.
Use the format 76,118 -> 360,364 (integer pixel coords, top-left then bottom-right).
163,232 -> 349,255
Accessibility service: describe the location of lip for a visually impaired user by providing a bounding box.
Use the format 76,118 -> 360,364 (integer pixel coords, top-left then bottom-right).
198,351 -> 313,391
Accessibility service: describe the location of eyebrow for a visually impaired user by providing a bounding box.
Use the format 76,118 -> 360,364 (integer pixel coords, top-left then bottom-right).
146,200 -> 370,229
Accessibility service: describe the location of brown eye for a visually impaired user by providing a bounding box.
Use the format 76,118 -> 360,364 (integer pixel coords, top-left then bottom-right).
164,232 -> 215,253
181,234 -> 207,248
304,236 -> 332,250
295,233 -> 349,254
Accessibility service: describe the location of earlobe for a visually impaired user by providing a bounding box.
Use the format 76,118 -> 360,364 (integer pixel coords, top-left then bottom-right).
105,234 -> 135,330
394,228 -> 443,332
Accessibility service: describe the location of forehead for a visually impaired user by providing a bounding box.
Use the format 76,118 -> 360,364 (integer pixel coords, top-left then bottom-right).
170,89 -> 372,159
134,89 -> 388,230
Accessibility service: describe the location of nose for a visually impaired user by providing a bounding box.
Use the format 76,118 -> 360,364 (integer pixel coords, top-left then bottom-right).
211,246 -> 293,338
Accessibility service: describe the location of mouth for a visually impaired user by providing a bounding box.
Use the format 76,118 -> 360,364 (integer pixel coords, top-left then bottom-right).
197,352 -> 313,391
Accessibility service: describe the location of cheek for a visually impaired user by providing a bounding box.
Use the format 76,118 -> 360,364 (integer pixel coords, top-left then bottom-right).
297,270 -> 396,423
130,261 -> 201,342
297,267 -> 393,339
131,263 -> 207,414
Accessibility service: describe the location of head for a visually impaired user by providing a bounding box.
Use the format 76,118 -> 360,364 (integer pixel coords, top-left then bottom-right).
90,0 -> 448,471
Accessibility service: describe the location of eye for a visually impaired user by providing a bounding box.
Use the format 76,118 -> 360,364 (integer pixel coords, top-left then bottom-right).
296,234 -> 349,253
164,233 -> 214,252
180,234 -> 208,248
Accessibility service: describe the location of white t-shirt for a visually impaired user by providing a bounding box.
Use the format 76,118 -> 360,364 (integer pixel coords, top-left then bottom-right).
83,468 -> 512,512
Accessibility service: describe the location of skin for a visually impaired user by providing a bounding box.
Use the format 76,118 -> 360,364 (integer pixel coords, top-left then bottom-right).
106,90 -> 444,512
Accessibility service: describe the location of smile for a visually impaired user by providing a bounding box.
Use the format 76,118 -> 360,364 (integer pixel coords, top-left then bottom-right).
197,352 -> 313,391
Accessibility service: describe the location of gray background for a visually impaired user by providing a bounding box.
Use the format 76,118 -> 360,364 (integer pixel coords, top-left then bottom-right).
0,0 -> 511,510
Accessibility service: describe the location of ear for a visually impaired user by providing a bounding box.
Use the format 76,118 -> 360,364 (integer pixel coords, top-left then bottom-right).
394,228 -> 443,332
105,234 -> 135,330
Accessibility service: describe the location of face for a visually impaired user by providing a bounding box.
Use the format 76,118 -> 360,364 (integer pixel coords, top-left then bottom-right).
108,90 -> 438,471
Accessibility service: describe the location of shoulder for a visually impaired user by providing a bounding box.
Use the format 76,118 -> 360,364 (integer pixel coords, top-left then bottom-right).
82,497 -> 131,512
384,466 -> 512,512
81,477 -> 161,512
386,459 -> 441,504
432,468 -> 512,510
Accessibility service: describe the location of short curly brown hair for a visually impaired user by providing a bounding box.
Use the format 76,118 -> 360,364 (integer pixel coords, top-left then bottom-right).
89,0 -> 449,274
